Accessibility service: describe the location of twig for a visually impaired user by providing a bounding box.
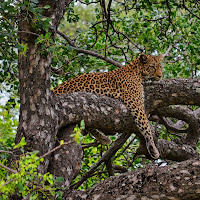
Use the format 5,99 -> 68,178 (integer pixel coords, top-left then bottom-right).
109,22 -> 144,53
166,0 -> 172,28
0,142 -> 74,174
106,0 -> 113,33
51,66 -> 65,77
145,16 -> 166,22
182,0 -> 200,20
38,141 -> 74,160
128,152 -> 139,167
0,150 -> 14,155
0,163 -> 17,173
1,178 -> 15,187
82,142 -> 99,149
113,135 -> 137,161
163,44 -> 173,58
17,31 -> 41,38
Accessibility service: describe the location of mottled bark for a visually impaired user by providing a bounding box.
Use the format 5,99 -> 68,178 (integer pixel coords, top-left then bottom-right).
48,125 -> 83,187
144,78 -> 200,112
65,158 -> 200,200
16,0 -> 73,174
16,46 -> 59,174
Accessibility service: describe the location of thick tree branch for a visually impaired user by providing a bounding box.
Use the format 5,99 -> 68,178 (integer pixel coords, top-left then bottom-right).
54,78 -> 200,163
144,78 -> 200,113
157,139 -> 200,161
157,105 -> 200,147
64,158 -> 200,200
161,117 -> 186,134
57,78 -> 200,134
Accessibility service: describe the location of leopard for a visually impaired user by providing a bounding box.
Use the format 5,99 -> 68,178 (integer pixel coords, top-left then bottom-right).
53,53 -> 163,159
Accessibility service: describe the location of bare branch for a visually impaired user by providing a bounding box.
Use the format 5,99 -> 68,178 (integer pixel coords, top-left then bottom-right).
38,141 -> 74,160
157,105 -> 200,147
57,30 -> 123,68
105,158 -> 114,176
163,44 -> 173,58
166,0 -> 172,27
51,66 -> 65,77
106,0 -> 113,32
0,163 -> 17,174
0,150 -> 14,155
144,79 -> 200,113
161,117 -> 186,135
182,0 -> 200,19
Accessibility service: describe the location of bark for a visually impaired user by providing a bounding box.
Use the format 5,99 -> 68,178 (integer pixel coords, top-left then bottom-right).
16,0 -> 73,174
144,78 -> 200,112
48,125 -> 83,187
65,158 -> 200,200
16,44 -> 59,174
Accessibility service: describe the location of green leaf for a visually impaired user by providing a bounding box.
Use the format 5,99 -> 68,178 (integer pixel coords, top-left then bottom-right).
43,5 -> 51,9
32,0 -> 39,3
17,183 -> 24,192
56,177 -> 64,182
13,137 -> 26,149
80,120 -> 85,130
60,140 -> 64,146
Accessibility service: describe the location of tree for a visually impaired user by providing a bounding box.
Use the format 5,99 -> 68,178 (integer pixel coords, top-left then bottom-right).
0,0 -> 200,199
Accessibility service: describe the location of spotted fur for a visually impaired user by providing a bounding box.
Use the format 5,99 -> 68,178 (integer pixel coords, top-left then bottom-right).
53,54 -> 163,159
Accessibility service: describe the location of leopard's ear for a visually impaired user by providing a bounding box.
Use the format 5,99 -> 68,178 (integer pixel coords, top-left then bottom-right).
156,54 -> 163,61
139,53 -> 148,63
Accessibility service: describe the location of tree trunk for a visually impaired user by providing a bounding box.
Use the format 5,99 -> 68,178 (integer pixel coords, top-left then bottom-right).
16,0 -> 74,174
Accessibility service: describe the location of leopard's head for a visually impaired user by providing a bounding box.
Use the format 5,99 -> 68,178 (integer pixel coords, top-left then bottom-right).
138,54 -> 163,81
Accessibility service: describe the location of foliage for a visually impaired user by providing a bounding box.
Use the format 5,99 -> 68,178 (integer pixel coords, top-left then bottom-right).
0,136 -> 64,200
0,104 -> 18,151
72,120 -> 85,144
0,104 -> 62,199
